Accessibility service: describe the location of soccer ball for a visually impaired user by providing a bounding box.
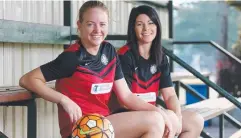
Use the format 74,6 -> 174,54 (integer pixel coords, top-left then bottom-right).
72,114 -> 115,138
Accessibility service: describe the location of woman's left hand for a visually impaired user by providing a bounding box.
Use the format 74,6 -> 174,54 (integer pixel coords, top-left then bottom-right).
175,115 -> 182,136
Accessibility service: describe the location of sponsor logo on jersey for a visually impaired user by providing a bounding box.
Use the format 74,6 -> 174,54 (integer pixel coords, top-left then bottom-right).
135,92 -> 156,102
91,83 -> 113,94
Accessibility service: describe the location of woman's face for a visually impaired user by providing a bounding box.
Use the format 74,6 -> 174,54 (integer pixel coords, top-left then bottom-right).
78,8 -> 108,47
135,14 -> 157,45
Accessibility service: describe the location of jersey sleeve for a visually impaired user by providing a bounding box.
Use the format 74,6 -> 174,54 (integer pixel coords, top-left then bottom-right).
40,51 -> 79,82
159,54 -> 173,89
118,53 -> 134,88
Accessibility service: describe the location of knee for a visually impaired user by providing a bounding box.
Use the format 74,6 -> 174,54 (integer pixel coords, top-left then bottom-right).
185,111 -> 204,132
194,113 -> 204,131
166,110 -> 179,131
145,111 -> 165,135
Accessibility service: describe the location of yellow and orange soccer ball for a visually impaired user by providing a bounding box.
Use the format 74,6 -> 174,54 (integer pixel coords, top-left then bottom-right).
72,114 -> 115,138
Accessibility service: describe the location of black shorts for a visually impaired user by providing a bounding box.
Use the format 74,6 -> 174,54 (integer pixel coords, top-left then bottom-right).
111,108 -> 131,114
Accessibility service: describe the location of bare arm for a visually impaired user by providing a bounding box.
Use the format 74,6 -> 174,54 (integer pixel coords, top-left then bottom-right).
161,87 -> 182,119
20,51 -> 79,104
19,51 -> 82,123
19,67 -> 64,103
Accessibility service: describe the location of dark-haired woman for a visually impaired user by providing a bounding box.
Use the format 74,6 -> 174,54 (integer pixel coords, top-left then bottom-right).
109,5 -> 204,138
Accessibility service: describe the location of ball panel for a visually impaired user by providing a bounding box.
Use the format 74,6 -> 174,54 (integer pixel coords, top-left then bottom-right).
72,114 -> 114,138
102,134 -> 108,138
80,116 -> 90,126
104,130 -> 114,138
102,119 -> 109,130
108,123 -> 114,133
103,119 -> 114,132
90,132 -> 103,138
81,124 -> 91,132
96,119 -> 104,128
79,135 -> 86,138
72,128 -> 78,136
89,127 -> 102,135
87,120 -> 97,128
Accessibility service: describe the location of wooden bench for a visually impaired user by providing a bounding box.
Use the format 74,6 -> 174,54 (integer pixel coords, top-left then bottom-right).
0,72 -> 209,103
181,97 -> 241,138
157,96 -> 241,138
230,129 -> 241,138
0,82 -> 55,103
182,97 -> 241,121
1,72 -> 240,138
0,82 -> 55,138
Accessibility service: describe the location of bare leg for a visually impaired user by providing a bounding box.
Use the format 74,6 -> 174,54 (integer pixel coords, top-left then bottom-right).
107,111 -> 165,138
162,109 -> 179,138
178,110 -> 204,138
157,107 -> 204,138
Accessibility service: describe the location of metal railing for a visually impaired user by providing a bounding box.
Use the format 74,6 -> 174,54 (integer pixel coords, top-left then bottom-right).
172,81 -> 241,138
169,40 -> 241,110
170,40 -> 241,138
173,41 -> 241,66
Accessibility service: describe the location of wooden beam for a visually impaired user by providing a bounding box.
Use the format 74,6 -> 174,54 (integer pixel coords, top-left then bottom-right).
0,19 -> 71,45
0,19 -> 173,49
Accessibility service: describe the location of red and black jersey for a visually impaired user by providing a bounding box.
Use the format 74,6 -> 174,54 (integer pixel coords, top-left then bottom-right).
117,44 -> 173,105
40,41 -> 123,138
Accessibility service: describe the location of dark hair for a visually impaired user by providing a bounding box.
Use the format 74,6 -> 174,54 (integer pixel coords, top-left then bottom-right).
78,1 -> 109,23
127,5 -> 163,66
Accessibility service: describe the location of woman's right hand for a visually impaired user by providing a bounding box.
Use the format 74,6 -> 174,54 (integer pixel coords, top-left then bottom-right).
60,95 -> 82,123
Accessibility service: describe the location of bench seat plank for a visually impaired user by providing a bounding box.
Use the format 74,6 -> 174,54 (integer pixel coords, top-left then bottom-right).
0,82 -> 55,103
230,129 -> 241,138
182,98 -> 241,120
0,72 -> 209,103
0,90 -> 33,103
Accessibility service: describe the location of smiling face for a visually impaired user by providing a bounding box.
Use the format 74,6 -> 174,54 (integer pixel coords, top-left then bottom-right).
77,7 -> 108,48
134,14 -> 157,45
